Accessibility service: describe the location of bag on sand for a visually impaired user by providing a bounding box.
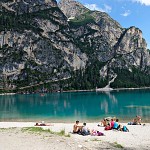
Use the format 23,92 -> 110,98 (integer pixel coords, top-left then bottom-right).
97,131 -> 104,136
122,126 -> 129,132
91,130 -> 104,136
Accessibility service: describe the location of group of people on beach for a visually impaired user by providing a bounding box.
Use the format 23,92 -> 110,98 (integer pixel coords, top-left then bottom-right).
73,120 -> 104,136
100,116 -> 141,131
128,115 -> 142,125
73,121 -> 91,136
73,116 -> 142,136
100,117 -> 129,131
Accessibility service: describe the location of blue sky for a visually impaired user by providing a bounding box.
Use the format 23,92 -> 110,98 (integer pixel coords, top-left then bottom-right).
57,0 -> 150,49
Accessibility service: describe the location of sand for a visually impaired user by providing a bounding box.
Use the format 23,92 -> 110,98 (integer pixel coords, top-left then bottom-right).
0,122 -> 150,150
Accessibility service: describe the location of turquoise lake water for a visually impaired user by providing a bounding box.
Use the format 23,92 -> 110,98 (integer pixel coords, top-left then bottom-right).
0,90 -> 150,122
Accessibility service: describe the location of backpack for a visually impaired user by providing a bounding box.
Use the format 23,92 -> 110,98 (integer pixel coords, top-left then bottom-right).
122,126 -> 129,132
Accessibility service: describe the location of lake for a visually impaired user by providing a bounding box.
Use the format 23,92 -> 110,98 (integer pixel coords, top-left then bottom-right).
0,90 -> 150,122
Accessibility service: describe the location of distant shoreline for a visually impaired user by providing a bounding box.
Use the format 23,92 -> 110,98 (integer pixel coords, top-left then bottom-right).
63,86 -> 150,93
113,86 -> 150,91
1,86 -> 150,95
0,93 -> 16,96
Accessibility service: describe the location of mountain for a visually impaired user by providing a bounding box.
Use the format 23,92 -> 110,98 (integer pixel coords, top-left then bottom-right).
0,0 -> 150,92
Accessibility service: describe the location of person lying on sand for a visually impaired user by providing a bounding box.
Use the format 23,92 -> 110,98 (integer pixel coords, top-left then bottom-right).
73,120 -> 83,134
35,121 -> 53,126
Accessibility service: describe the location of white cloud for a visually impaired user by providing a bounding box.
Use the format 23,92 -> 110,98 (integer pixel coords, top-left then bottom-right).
84,3 -> 112,13
85,4 -> 102,11
104,4 -> 112,13
132,0 -> 150,6
121,10 -> 131,16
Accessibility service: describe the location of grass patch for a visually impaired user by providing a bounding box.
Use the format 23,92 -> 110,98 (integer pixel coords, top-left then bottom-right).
91,138 -> 101,142
0,127 -> 17,131
64,133 -> 71,137
69,11 -> 95,27
113,142 -> 124,149
22,127 -> 70,137
55,129 -> 70,137
0,128 -> 9,131
22,127 -> 45,132
57,129 -> 65,136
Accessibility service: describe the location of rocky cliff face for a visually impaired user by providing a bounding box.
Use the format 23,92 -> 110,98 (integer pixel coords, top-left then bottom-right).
0,0 -> 150,91
59,0 -> 150,88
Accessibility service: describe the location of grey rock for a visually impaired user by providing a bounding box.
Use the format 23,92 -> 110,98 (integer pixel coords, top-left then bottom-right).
0,0 -> 150,90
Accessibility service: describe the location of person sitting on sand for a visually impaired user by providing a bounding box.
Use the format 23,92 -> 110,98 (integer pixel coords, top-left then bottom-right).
128,116 -> 142,125
110,118 -> 115,129
100,118 -> 107,127
81,122 -> 90,136
113,119 -> 122,130
73,120 -> 83,134
136,115 -> 142,125
104,118 -> 113,130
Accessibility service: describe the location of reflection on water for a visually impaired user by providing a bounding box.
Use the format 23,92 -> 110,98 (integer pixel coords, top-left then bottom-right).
125,105 -> 150,109
0,90 -> 150,122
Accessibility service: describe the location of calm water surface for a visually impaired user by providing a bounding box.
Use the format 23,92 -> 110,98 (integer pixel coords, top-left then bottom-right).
0,90 -> 150,122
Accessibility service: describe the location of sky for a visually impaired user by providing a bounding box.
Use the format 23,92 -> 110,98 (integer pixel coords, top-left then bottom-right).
57,0 -> 150,49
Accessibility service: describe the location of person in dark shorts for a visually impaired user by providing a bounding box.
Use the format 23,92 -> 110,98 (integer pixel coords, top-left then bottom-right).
73,120 -> 83,134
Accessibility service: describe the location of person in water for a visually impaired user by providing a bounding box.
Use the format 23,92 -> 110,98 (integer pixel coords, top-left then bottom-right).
73,120 -> 83,133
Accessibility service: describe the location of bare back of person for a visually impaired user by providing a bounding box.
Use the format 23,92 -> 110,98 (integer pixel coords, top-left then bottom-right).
73,121 -> 82,133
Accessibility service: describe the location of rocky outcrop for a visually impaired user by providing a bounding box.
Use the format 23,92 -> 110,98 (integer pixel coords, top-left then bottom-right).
0,0 -> 150,90
1,0 -> 57,14
58,0 -> 89,19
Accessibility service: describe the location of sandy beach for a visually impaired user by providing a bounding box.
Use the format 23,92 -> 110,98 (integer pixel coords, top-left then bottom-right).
0,122 -> 150,150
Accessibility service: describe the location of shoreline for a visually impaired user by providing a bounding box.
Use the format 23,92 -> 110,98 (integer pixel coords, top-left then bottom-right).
1,86 -> 150,95
1,118 -> 150,123
0,93 -> 16,95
